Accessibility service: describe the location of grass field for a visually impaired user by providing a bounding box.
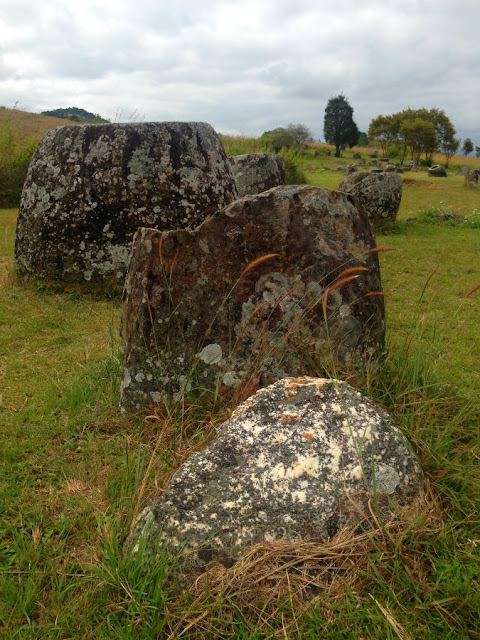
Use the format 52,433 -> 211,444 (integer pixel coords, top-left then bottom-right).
1,142 -> 479,638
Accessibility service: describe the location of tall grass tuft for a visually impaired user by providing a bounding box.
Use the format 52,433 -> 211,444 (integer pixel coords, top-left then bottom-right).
0,121 -> 39,207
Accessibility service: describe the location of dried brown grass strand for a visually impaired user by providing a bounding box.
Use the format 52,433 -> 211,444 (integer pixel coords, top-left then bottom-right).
240,253 -> 279,279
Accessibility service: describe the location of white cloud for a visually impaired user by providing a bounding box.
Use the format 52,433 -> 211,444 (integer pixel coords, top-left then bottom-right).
0,0 -> 479,142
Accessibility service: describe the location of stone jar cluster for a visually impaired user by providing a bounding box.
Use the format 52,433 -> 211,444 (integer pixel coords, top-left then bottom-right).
15,122 -> 238,286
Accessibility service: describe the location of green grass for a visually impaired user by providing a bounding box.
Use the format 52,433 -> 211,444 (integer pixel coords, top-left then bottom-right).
1,142 -> 480,639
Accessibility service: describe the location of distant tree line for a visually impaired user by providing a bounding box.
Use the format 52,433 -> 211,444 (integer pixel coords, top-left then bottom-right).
41,107 -> 109,123
368,108 -> 460,166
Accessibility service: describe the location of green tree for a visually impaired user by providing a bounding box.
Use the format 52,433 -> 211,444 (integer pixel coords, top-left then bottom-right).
260,127 -> 296,153
285,123 -> 312,146
357,131 -> 368,147
462,138 -> 474,155
368,114 -> 400,158
323,95 -> 358,155
399,119 -> 437,165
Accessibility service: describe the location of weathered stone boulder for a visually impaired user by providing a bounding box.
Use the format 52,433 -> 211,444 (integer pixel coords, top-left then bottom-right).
432,209 -> 467,224
345,164 -> 357,174
120,185 -> 385,410
428,164 -> 447,177
465,169 -> 480,188
228,153 -> 286,197
381,163 -> 397,172
356,158 -> 366,166
338,171 -> 402,228
15,122 -> 238,286
129,377 -> 425,581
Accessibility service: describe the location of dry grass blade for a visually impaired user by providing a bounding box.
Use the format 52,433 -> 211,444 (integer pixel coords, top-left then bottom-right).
335,266 -> 368,280
363,246 -> 395,255
240,253 -> 279,279
323,275 -> 360,317
145,292 -> 154,325
362,291 -> 386,298
369,594 -> 411,640
466,283 -> 480,299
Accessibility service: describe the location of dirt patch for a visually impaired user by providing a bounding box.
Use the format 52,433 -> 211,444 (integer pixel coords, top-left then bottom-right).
403,178 -> 450,189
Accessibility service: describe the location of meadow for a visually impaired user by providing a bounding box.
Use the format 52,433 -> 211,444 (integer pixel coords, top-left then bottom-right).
0,137 -> 479,638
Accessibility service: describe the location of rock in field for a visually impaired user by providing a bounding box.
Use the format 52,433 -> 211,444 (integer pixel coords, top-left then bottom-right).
428,165 -> 447,177
129,377 -> 425,581
228,153 -> 286,196
339,171 -> 402,228
15,122 -> 237,286
120,185 -> 385,410
465,169 -> 479,188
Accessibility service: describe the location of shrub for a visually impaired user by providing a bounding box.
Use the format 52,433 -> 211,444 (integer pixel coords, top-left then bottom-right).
0,122 -> 39,207
278,148 -> 307,184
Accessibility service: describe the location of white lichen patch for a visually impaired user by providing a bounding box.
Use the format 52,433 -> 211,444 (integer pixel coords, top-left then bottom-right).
199,343 -> 222,364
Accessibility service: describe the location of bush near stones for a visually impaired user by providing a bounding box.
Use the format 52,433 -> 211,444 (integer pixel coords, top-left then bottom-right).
120,184 -> 385,410
338,171 -> 402,230
228,152 -> 286,197
128,377 -> 425,584
14,122 -> 238,287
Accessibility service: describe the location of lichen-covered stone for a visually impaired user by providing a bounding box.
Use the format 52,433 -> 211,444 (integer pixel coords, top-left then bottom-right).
465,169 -> 479,188
15,122 -> 238,286
338,171 -> 402,229
129,377 -> 425,580
428,164 -> 447,177
228,153 -> 286,196
120,185 -> 385,410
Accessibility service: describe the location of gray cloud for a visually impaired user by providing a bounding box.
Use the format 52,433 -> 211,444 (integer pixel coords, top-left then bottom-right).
0,0 -> 479,143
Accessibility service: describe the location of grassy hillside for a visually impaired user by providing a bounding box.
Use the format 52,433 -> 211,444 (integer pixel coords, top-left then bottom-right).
0,107 -> 80,141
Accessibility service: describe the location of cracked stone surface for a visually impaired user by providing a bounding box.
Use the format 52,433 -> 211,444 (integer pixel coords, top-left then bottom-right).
15,122 -> 237,286
228,153 -> 286,196
120,185 -> 385,410
338,172 -> 402,228
129,377 -> 425,580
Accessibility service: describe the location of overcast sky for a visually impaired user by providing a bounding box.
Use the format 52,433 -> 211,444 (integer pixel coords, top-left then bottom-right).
1,0 -> 479,144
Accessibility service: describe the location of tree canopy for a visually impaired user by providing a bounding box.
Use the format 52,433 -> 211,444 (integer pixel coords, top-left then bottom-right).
41,107 -> 109,123
260,123 -> 312,152
323,95 -> 358,154
368,107 -> 459,165
462,138 -> 474,155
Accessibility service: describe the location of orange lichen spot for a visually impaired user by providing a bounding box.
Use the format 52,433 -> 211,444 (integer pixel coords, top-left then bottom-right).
287,416 -> 292,422
296,417 -> 301,422
287,396 -> 292,400
279,414 -> 285,419
281,419 -> 287,424
304,433 -> 313,440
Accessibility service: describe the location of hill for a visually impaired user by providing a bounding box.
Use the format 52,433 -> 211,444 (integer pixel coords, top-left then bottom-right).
0,107 -> 81,141
41,106 -> 109,123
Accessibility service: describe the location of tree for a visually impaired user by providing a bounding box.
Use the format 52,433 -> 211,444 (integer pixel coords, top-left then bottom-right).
399,119 -> 437,165
260,127 -> 296,153
462,138 -> 474,155
323,95 -> 358,155
285,123 -> 312,146
442,137 -> 460,167
357,131 -> 368,147
368,114 -> 400,158
368,107 -> 458,164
